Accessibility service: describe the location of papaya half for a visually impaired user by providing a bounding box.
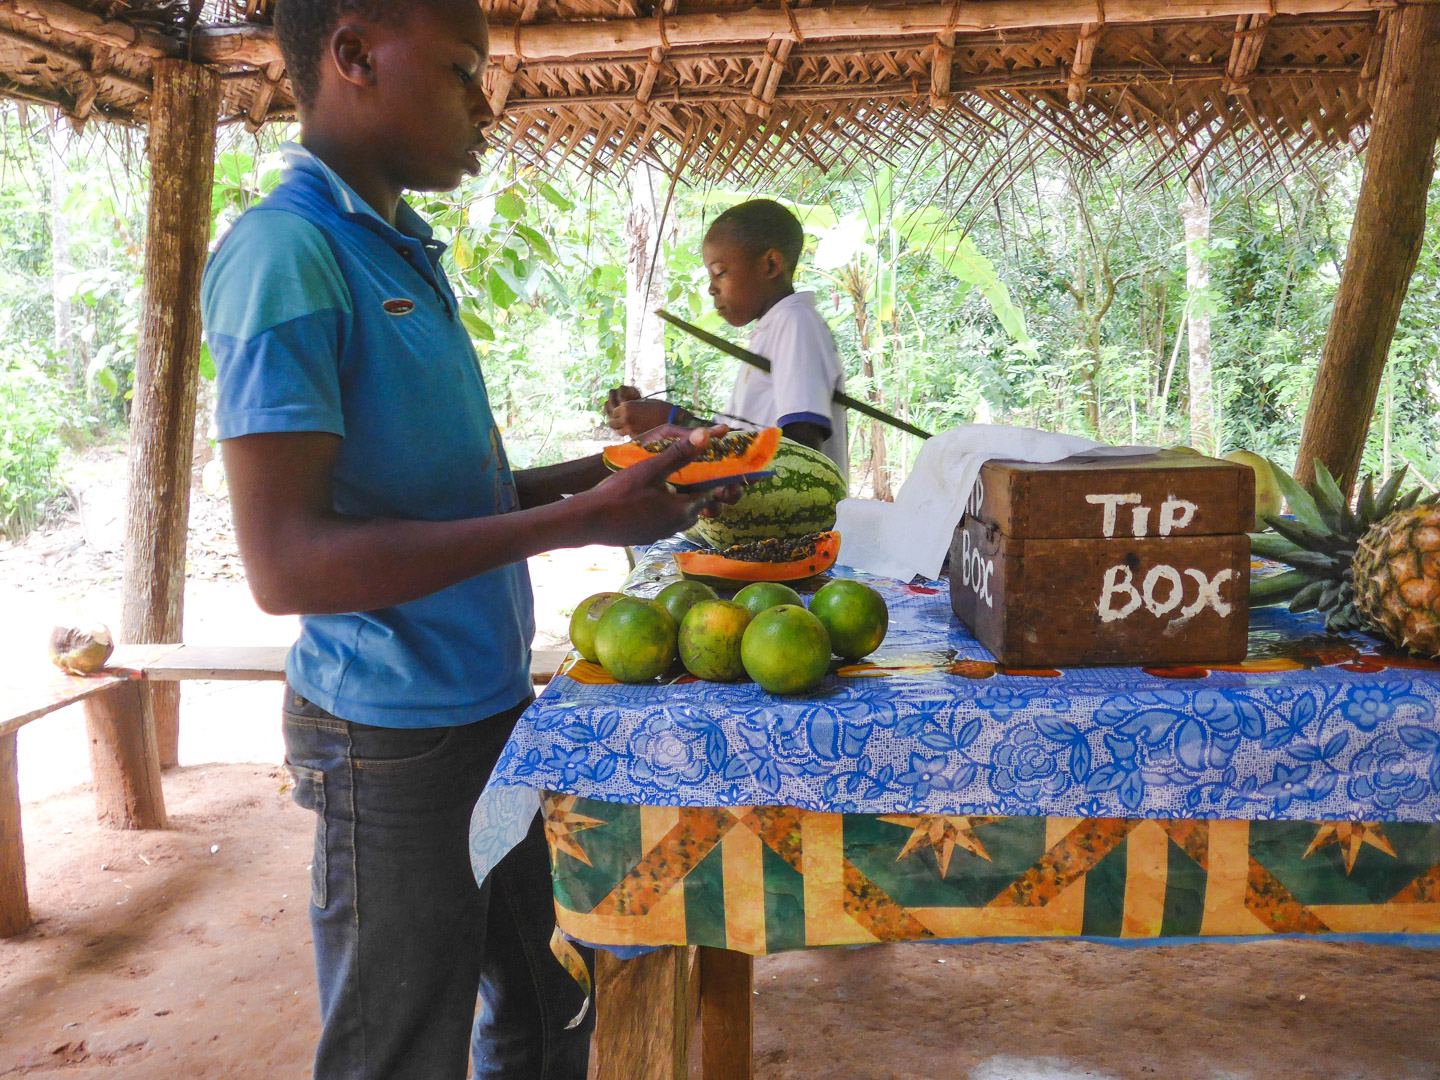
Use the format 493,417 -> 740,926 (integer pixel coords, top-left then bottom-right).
675,531 -> 841,586
603,426 -> 782,488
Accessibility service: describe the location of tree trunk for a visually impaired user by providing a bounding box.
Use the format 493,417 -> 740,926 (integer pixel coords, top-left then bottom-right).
1294,3 -> 1440,493
83,682 -> 168,829
1181,165 -> 1215,455
122,61 -> 220,770
624,160 -> 668,397
48,118 -> 79,388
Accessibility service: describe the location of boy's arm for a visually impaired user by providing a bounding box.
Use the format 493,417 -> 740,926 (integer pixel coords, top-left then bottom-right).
780,420 -> 826,451
222,428 -> 728,615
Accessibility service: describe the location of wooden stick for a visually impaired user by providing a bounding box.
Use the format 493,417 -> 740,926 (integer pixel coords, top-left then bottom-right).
1294,1 -> 1440,493
123,60 -> 220,769
188,0 -> 1409,68
83,682 -> 168,830
593,947 -> 691,1080
657,309 -> 935,439
699,948 -> 753,1080
0,732 -> 30,937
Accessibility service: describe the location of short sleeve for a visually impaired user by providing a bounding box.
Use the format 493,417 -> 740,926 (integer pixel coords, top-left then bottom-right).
202,209 -> 353,440
766,306 -> 839,434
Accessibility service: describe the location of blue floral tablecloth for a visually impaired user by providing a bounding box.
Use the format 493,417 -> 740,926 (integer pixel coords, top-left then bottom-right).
470,537 -> 1440,884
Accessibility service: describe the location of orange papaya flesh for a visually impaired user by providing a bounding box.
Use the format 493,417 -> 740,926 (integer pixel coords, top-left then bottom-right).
675,531 -> 840,586
602,427 -> 782,487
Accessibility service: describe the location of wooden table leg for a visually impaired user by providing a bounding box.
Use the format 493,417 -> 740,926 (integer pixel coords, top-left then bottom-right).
593,947 -> 692,1080
0,732 -> 30,936
699,947 -> 753,1080
82,682 -> 168,830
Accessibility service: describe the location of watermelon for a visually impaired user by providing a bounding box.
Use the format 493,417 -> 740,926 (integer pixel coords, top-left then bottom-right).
687,439 -> 847,549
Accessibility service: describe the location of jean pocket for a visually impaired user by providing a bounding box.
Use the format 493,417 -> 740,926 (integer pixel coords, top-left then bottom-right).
349,724 -> 454,772
285,764 -> 327,910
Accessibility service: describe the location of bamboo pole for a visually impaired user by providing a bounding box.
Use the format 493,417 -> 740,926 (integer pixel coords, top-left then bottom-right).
122,60 -> 219,770
189,0 -> 1422,68
1293,2 -> 1440,493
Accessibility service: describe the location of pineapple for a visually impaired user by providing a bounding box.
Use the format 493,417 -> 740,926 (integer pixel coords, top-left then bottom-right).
1250,459 -> 1440,654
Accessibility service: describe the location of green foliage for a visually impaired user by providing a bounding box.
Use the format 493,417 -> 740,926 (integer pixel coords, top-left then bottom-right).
0,349 -> 66,537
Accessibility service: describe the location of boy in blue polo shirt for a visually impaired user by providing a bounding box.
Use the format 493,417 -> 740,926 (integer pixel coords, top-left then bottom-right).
202,2 -> 735,1077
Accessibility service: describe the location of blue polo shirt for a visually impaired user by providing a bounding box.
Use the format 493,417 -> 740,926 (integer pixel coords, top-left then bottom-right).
201,143 -> 534,728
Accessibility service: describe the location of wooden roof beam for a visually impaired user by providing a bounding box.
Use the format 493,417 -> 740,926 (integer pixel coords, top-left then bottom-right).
3,0 -> 174,59
1068,20 -> 1102,104
190,0 -> 1412,68
1222,12 -> 1270,93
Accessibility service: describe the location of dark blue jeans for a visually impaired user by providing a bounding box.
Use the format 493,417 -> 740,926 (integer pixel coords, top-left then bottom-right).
282,686 -> 594,1080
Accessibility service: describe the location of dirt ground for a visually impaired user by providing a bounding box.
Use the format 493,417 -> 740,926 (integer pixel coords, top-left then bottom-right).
4,446 -> 1440,1078
2,765 -> 1439,1079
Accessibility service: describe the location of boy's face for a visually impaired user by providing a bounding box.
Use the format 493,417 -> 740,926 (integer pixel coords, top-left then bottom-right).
702,230 -> 789,327
332,0 -> 494,192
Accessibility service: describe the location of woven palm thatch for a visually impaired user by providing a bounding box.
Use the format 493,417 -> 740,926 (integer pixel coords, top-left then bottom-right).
0,0 -> 1412,181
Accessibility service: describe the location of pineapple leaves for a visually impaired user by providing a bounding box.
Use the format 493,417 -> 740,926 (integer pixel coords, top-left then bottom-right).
1289,580 -> 1325,613
1270,463 -> 1324,531
1374,466 -> 1409,518
1312,461 -> 1354,534
1357,474 -> 1376,524
1248,568 -> 1310,606
1261,515 -> 1353,558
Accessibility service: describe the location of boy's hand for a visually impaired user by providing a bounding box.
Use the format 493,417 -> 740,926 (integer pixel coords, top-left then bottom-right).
604,386 -> 676,438
575,427 -> 741,546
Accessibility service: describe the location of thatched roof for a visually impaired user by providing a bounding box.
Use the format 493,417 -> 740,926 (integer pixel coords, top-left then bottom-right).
0,0 -> 1408,179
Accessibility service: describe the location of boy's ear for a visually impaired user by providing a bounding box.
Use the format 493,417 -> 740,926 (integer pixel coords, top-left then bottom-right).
329,25 -> 379,89
760,247 -> 788,281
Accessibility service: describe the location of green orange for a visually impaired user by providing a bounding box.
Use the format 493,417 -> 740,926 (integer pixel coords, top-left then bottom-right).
740,604 -> 831,694
808,579 -> 889,661
656,580 -> 719,626
594,596 -> 679,683
569,591 -> 622,663
679,600 -> 752,682
732,581 -> 803,618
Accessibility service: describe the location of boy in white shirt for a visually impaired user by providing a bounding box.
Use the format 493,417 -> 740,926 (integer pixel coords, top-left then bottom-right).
605,199 -> 849,475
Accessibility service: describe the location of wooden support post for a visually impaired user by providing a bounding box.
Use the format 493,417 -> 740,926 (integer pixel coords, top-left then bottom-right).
1294,4 -> 1440,493
699,947 -> 753,1080
83,683 -> 168,830
1068,21 -> 1101,104
0,733 -> 30,936
593,946 -> 691,1080
122,59 -> 219,768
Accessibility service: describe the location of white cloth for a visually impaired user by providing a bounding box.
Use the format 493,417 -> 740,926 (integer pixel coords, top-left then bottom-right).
834,424 -> 1155,581
724,291 -> 848,472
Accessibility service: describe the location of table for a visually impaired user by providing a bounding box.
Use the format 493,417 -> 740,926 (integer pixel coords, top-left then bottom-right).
469,538 -> 1440,1078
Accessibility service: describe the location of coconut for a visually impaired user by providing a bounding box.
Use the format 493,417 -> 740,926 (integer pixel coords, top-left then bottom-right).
49,622 -> 115,675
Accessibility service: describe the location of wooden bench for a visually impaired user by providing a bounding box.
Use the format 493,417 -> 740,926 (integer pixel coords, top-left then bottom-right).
0,644 -> 567,936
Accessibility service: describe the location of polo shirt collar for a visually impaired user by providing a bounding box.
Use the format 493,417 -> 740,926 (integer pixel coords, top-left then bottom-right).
279,142 -> 447,267
754,290 -> 816,334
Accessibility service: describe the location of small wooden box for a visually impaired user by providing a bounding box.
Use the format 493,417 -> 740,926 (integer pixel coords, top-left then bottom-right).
949,450 -> 1253,667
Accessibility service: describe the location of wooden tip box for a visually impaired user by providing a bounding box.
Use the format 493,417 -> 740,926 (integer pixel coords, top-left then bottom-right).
949,450 -> 1254,667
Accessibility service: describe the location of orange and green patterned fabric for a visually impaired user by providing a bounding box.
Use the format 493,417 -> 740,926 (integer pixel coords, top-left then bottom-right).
544,795 -> 1440,952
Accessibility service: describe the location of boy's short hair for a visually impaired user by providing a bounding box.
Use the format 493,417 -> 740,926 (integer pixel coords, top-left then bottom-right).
707,199 -> 805,274
274,0 -> 413,110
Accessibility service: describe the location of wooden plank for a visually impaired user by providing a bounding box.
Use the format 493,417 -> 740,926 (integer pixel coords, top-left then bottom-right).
138,645 -> 287,681
82,682 -> 168,831
972,451 -> 1255,539
0,672 -> 129,739
951,526 -> 1251,667
1294,1 -> 1440,493
0,732 -> 30,936
699,948 -> 753,1080
594,947 -> 691,1080
190,0 -> 1412,68
123,59 -> 220,769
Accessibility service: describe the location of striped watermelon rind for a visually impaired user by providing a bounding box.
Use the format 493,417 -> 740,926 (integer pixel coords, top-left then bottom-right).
686,438 -> 847,550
